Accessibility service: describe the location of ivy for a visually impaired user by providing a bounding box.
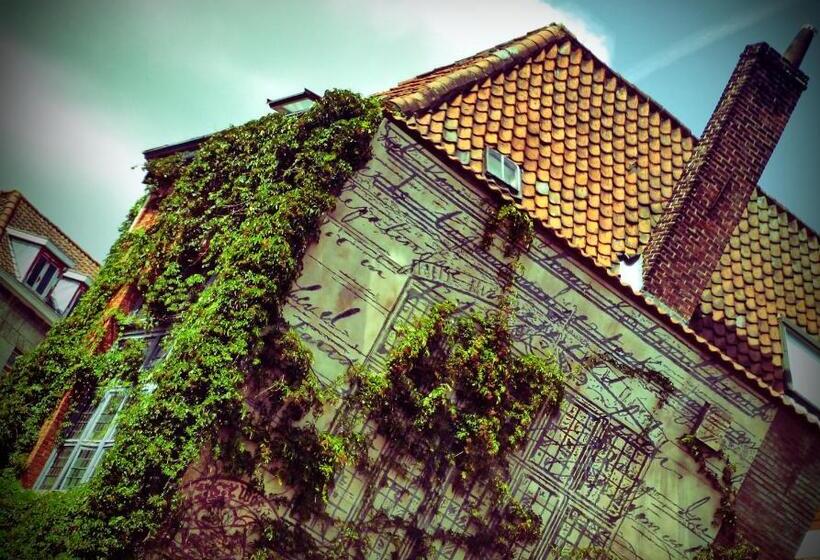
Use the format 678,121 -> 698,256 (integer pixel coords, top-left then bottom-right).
680,435 -> 759,560
0,86 -> 566,559
483,202 -> 534,258
0,90 -> 382,558
346,301 -> 565,557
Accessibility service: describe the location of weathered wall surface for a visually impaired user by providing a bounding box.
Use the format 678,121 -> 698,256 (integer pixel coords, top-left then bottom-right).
154,122 -> 814,559
731,407 -> 820,560
0,286 -> 46,366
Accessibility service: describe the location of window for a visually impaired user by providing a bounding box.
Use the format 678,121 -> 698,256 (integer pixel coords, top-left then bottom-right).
267,90 -> 319,115
120,328 -> 170,370
3,347 -> 22,375
24,250 -> 63,298
485,147 -> 522,196
49,273 -> 89,316
782,322 -> 820,412
35,388 -> 128,490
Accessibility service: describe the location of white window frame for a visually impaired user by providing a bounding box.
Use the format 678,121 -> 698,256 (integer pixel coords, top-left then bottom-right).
34,387 -> 129,490
485,147 -> 522,196
780,320 -> 820,413
119,327 -> 170,370
23,249 -> 64,299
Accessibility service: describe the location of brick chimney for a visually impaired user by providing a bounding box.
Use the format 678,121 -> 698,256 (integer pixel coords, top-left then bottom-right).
643,26 -> 815,320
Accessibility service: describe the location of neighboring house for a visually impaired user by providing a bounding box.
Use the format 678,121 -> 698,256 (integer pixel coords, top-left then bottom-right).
12,24 -> 820,560
0,190 -> 98,372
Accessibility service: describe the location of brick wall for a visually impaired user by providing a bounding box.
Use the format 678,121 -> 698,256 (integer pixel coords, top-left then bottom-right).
644,43 -> 808,320
20,389 -> 74,488
0,286 -> 48,365
732,408 -> 820,560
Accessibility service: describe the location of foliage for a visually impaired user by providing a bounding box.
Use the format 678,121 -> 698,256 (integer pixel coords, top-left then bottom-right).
0,90 -> 382,558
483,202 -> 534,257
359,300 -> 565,556
0,86 -> 567,559
680,435 -> 759,560
372,301 -> 563,485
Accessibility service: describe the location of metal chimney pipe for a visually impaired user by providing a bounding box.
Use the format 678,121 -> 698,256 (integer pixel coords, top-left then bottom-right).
783,24 -> 816,69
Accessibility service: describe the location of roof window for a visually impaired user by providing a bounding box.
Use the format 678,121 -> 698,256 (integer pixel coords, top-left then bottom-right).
267,89 -> 320,115
485,147 -> 521,197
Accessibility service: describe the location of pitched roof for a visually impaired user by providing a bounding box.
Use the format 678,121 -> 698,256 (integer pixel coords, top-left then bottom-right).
0,190 -> 99,278
381,24 -> 819,399
692,189 -> 819,391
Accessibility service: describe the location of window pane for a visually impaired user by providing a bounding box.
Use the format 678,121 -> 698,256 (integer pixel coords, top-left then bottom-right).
784,327 -> 820,410
66,399 -> 95,439
89,392 -> 126,441
25,257 -> 46,287
61,447 -> 95,489
503,157 -> 519,184
35,264 -> 57,295
144,335 -> 168,369
39,444 -> 74,490
485,148 -> 504,180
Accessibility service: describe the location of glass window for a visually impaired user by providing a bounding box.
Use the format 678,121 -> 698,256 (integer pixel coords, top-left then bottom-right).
3,347 -> 22,375
783,324 -> 820,411
24,251 -> 62,298
120,329 -> 169,370
35,388 -> 128,490
50,278 -> 86,316
484,147 -> 521,195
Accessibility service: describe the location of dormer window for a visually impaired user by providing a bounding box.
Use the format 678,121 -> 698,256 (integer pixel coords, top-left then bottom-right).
50,272 -> 89,316
782,322 -> 820,412
6,227 -> 88,316
485,147 -> 521,197
24,250 -> 64,297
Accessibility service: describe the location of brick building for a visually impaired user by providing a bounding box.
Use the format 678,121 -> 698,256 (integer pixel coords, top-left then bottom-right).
0,190 -> 98,373
6,23 -> 820,560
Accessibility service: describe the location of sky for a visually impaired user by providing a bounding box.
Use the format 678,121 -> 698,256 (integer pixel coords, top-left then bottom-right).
0,0 -> 818,262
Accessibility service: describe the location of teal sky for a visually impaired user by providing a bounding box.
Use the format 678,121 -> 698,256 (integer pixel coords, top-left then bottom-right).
1,0 -> 818,261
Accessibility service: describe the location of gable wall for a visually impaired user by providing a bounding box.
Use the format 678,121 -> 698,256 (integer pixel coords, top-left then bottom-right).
153,121 -> 819,559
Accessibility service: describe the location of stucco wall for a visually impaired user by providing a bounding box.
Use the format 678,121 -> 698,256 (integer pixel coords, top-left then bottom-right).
0,286 -> 46,368
153,121 -> 811,559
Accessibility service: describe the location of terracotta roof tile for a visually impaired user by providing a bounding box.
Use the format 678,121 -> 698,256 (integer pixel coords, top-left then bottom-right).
692,190 -> 820,391
0,191 -> 98,278
381,24 -> 820,398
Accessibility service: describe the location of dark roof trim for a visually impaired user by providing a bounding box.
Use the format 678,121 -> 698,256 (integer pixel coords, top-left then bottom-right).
143,134 -> 211,161
385,112 -> 819,429
266,88 -> 320,111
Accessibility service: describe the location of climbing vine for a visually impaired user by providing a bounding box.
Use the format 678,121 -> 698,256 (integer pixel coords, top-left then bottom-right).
0,89 -> 567,560
483,202 -> 534,258
680,435 -> 759,560
0,90 -> 382,558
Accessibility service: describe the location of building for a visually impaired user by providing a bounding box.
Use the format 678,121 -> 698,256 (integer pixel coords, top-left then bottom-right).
3,24 -> 819,560
0,190 -> 98,373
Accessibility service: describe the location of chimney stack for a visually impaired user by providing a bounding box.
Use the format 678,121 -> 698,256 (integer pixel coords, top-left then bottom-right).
643,26 -> 814,320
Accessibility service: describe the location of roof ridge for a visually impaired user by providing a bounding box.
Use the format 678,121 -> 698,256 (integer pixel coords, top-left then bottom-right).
753,184 -> 818,239
383,23 -> 700,143
383,23 -> 568,115
15,196 -> 100,269
0,190 -> 23,236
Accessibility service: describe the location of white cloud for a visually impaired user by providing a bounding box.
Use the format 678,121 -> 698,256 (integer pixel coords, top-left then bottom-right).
327,0 -> 612,64
623,0 -> 796,82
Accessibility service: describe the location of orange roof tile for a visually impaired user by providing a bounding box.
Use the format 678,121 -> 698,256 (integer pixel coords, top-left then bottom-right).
381,24 -> 819,396
692,189 -> 819,391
